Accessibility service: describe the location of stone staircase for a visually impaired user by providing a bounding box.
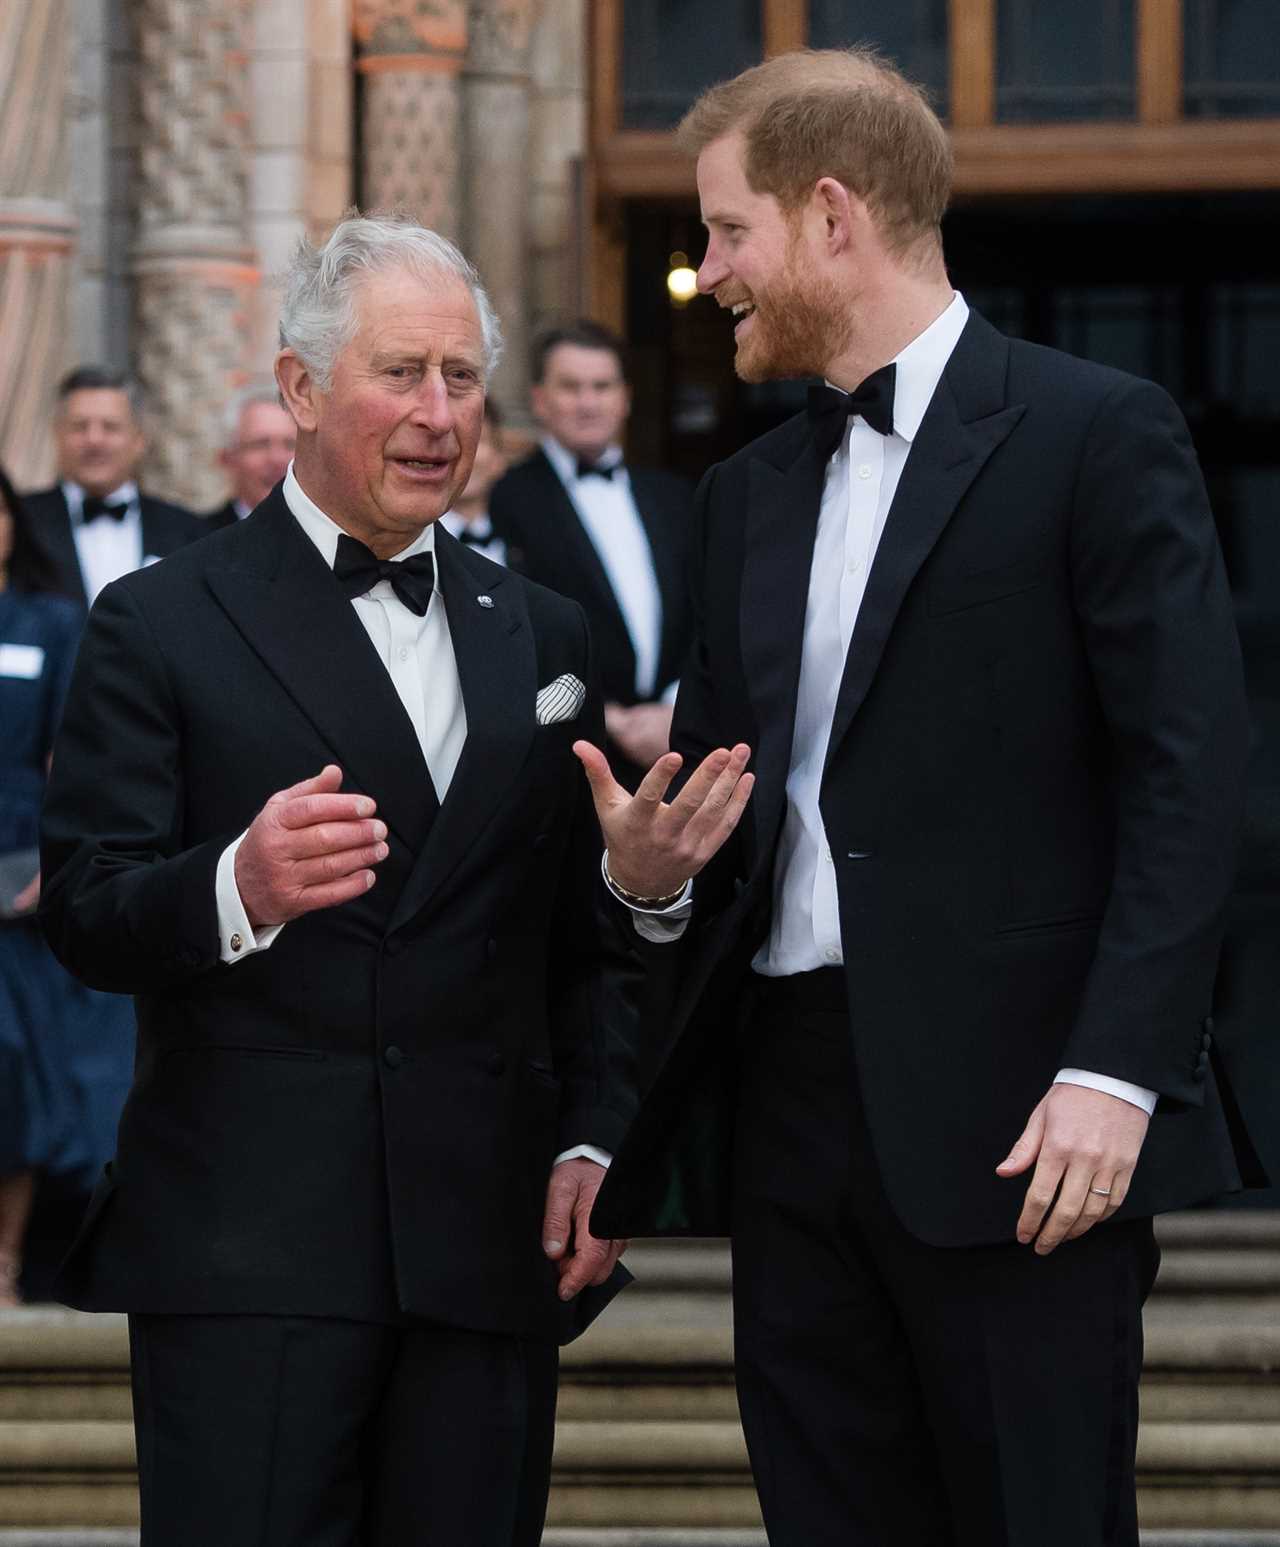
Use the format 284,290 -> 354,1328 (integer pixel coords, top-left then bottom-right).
1,1213 -> 1278,1543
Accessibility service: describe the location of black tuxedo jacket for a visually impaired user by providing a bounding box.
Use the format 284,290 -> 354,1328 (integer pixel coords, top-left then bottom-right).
23,484 -> 202,606
491,448 -> 693,709
202,498 -> 241,531
592,311 -> 1257,1249
39,488 -> 639,1339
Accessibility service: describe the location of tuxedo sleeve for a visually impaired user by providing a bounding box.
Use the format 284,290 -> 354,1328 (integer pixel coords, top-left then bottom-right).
39,578 -> 225,992
546,602 -> 644,1156
1058,378 -> 1248,1106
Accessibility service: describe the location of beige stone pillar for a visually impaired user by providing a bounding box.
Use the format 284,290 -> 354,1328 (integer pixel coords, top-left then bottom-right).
0,0 -> 75,488
132,0 -> 259,511
463,0 -> 536,420
354,0 -> 467,238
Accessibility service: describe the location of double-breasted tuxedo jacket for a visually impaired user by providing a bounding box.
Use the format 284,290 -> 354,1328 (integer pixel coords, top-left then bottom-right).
23,485 -> 202,607
40,488 -> 639,1340
491,449 -> 693,706
592,310 -> 1258,1248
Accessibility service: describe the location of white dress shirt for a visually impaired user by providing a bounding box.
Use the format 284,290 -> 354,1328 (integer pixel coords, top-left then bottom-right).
613,293 -> 1155,1115
439,508 -> 507,567
214,466 -> 608,1164
64,480 -> 148,604
542,435 -> 664,699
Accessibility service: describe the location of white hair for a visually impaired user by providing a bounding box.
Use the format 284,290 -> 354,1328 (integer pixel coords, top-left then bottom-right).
277,212 -> 503,390
221,381 -> 285,449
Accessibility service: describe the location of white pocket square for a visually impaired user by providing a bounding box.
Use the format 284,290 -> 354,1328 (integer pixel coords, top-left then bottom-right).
536,674 -> 586,725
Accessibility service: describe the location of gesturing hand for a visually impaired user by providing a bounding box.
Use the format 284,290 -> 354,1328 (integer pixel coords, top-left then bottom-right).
235,764 -> 389,929
11,871 -> 40,916
542,1158 -> 628,1301
573,740 -> 754,900
996,1084 -> 1151,1255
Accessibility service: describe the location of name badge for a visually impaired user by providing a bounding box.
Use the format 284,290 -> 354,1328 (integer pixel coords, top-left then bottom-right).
0,643 -> 45,680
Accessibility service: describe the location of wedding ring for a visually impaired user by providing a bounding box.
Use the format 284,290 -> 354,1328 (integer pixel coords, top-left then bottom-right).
1090,1187 -> 1112,1196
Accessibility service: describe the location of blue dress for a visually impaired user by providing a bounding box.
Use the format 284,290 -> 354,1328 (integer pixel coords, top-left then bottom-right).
0,589 -> 136,1186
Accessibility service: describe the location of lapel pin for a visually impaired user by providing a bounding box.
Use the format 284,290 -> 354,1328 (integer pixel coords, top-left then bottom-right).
477,594 -> 494,608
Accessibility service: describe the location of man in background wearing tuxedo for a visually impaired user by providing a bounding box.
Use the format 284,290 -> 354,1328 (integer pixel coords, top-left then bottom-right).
439,396 -> 509,564
582,47 -> 1258,1547
40,215 -> 634,1547
24,366 -> 200,604
205,382 -> 297,529
492,321 -> 693,787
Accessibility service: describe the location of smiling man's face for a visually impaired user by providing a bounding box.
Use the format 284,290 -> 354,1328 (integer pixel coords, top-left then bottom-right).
283,265 -> 487,557
695,132 -> 848,383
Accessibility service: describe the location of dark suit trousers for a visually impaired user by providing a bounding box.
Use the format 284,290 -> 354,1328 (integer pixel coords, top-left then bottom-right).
732,970 -> 1159,1547
127,1313 -> 558,1547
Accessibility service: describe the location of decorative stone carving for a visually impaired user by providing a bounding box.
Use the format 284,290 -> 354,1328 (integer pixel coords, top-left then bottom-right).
356,0 -> 467,238
463,0 -> 537,419
0,0 -> 74,487
131,0 -> 259,510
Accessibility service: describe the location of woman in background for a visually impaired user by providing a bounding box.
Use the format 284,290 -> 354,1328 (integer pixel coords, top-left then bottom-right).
0,466 -> 132,1303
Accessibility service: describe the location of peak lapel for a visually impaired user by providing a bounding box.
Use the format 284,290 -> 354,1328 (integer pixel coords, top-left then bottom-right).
204,494 -> 435,853
741,428 -> 827,861
387,533 -> 537,934
823,321 -> 1025,770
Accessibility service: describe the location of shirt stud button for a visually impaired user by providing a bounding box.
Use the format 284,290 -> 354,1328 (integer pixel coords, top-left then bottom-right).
858,464 -> 872,480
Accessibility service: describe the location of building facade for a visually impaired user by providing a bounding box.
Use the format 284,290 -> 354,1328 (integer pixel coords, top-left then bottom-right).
0,0 -> 589,506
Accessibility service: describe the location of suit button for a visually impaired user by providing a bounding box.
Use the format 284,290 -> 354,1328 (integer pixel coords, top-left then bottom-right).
486,1053 -> 506,1077
486,938 -> 498,960
532,833 -> 549,851
1204,1016 -> 1216,1036
385,936 -> 405,958
384,1046 -> 404,1069
1202,1031 -> 1213,1051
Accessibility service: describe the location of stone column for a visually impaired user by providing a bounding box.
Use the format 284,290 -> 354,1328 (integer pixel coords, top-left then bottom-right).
0,0 -> 75,488
132,0 -> 258,511
463,0 -> 536,421
354,0 -> 467,238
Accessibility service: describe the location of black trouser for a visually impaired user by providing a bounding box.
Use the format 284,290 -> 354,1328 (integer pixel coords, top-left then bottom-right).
128,1312 -> 558,1547
732,969 -> 1159,1547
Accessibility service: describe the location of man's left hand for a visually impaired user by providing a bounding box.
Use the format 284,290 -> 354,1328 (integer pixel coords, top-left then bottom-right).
996,1084 -> 1150,1255
604,702 -> 674,770
542,1157 -> 627,1301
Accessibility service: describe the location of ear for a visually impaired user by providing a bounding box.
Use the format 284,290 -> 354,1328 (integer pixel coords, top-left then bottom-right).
812,176 -> 856,256
275,350 -> 318,434
528,381 -> 547,424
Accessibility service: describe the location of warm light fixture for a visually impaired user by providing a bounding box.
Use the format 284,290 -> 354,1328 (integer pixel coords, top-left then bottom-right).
667,250 -> 698,305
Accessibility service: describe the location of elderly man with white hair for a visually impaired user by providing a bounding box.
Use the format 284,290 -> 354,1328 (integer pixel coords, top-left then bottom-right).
38,214 -> 636,1547
205,381 -> 298,527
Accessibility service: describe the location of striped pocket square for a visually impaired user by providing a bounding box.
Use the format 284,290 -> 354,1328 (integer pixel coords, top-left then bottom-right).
535,674 -> 586,725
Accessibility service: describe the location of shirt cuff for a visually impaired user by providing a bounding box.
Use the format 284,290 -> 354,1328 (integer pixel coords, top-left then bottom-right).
660,678 -> 680,706
601,851 -> 691,944
554,1144 -> 613,1168
216,832 -> 285,964
1054,1068 -> 1157,1116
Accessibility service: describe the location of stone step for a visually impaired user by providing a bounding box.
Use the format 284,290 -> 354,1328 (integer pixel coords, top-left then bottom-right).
2,1213 -> 1279,1536
3,1536 -> 1280,1547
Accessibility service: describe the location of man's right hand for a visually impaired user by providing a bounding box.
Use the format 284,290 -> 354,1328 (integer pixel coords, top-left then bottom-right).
573,741 -> 754,900
235,765 -> 389,929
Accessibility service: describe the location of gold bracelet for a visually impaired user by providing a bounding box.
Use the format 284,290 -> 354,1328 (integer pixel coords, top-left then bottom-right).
604,861 -> 687,911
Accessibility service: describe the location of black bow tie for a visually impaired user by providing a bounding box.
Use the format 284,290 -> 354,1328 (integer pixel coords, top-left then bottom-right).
454,521 -> 492,546
333,534 -> 435,616
82,496 -> 132,523
808,363 -> 897,461
576,458 -> 618,481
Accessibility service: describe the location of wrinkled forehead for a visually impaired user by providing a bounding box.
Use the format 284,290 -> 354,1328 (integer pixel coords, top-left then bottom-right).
349,266 -> 483,358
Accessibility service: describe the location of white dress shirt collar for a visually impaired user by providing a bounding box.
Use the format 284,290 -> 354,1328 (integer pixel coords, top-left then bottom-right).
62,479 -> 140,522
826,291 -> 970,446
282,462 -> 439,593
541,435 -> 624,481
